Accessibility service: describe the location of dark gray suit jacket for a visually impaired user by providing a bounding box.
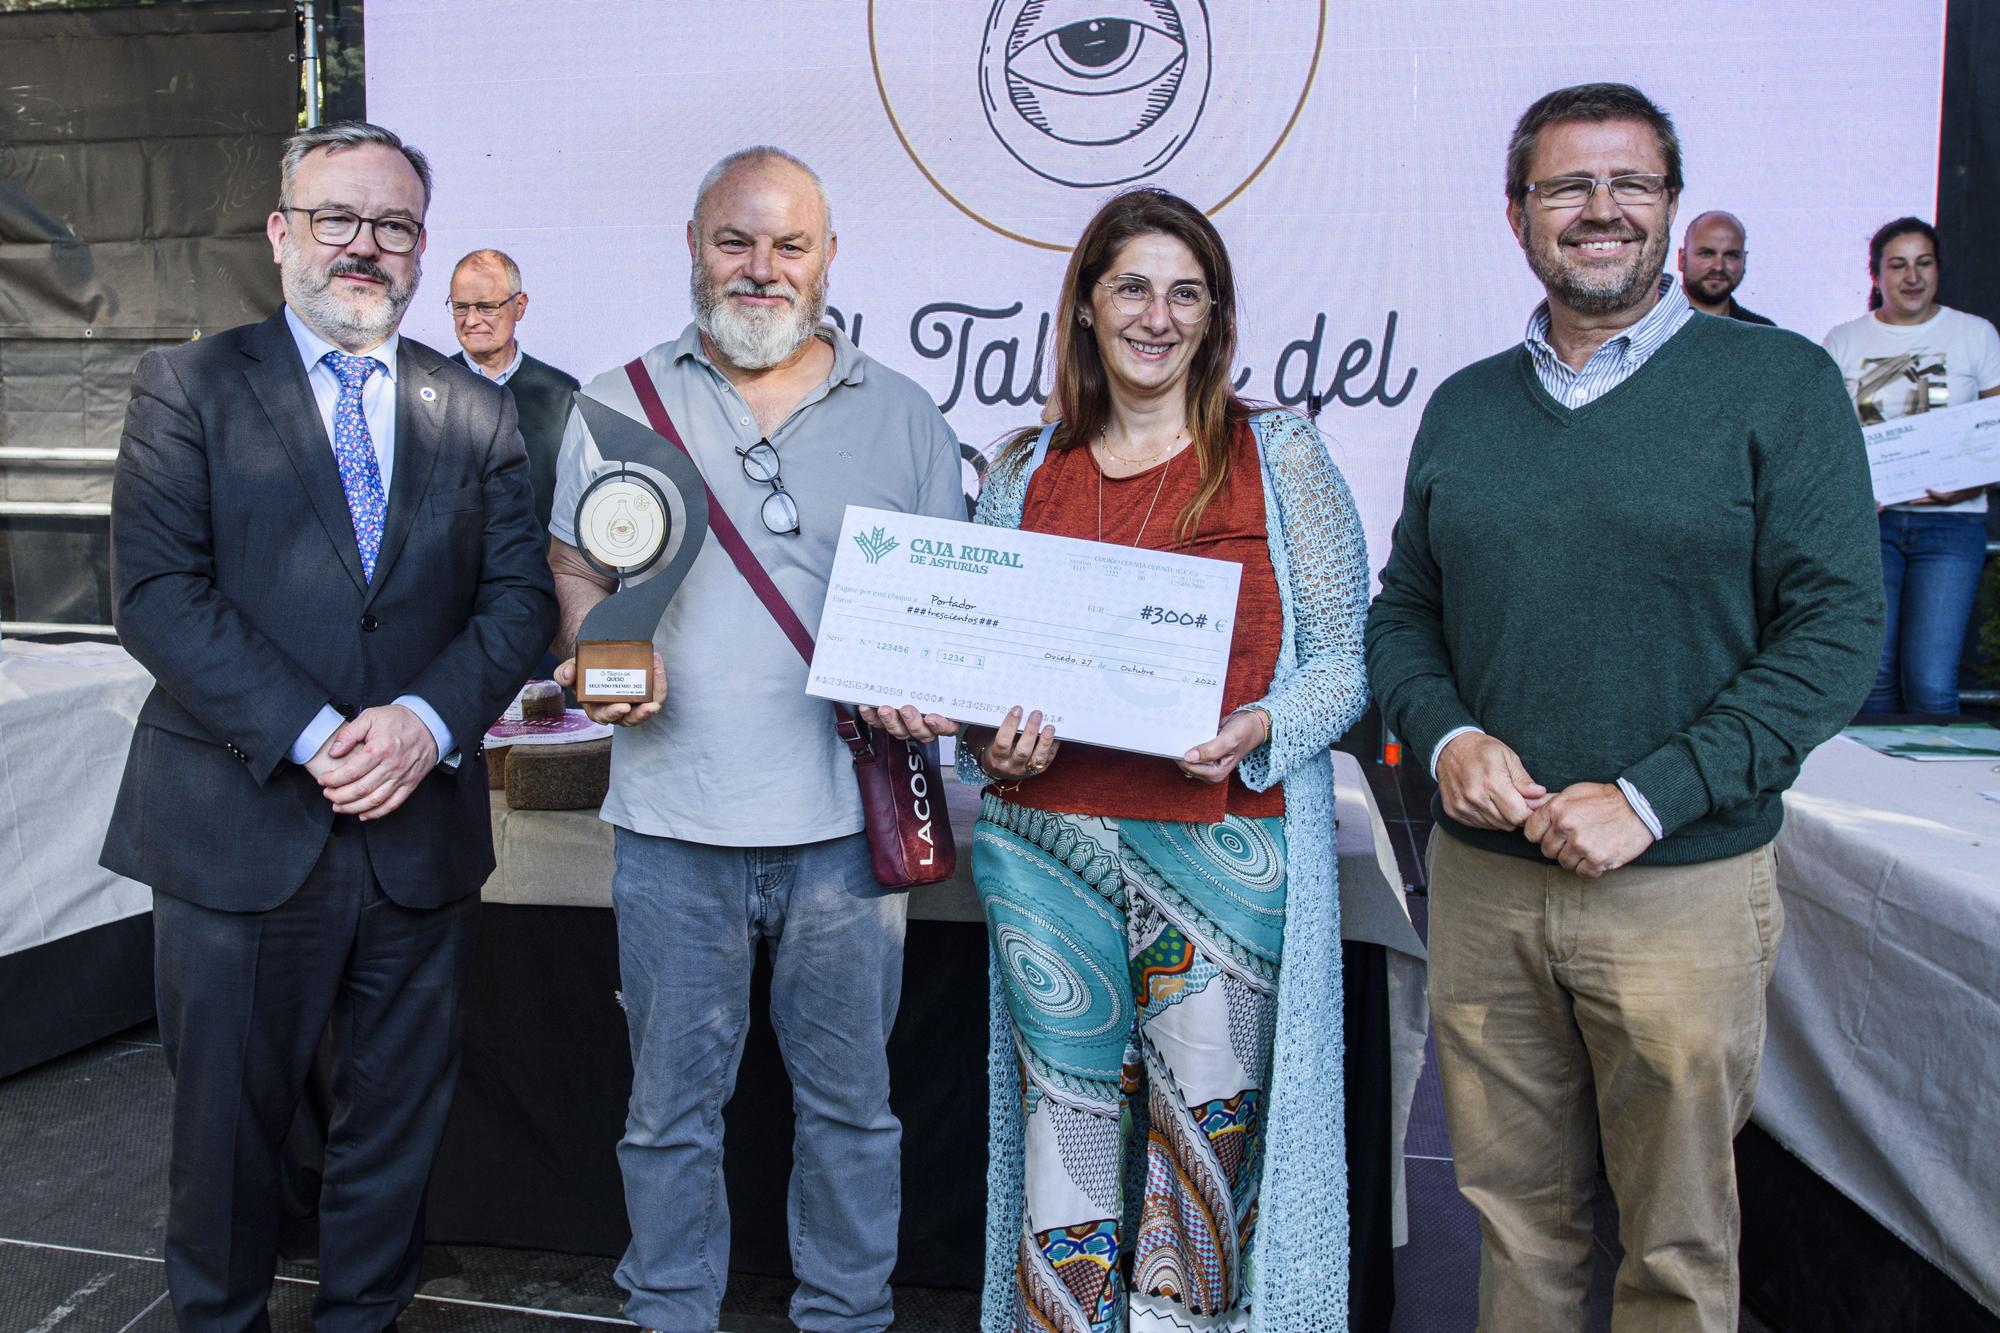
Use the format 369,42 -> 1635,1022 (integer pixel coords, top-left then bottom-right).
100,310 -> 558,912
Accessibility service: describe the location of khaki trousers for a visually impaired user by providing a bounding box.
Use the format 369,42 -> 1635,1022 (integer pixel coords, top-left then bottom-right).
1427,830 -> 1784,1333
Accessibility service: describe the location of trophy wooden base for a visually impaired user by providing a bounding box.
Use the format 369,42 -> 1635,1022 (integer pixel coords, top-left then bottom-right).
574,639 -> 655,705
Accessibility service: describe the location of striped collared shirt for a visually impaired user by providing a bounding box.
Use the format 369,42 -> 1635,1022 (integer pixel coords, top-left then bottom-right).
1524,274 -> 1695,407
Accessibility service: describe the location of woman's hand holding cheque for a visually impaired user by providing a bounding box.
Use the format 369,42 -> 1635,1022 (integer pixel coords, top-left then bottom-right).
856,703 -> 1060,782
1175,705 -> 1270,784
858,701 -> 1267,784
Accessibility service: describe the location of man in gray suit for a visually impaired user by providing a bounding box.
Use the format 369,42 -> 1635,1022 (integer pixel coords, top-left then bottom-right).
101,122 -> 556,1332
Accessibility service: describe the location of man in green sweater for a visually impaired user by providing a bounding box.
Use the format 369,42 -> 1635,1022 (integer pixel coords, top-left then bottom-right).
1366,83 -> 1882,1332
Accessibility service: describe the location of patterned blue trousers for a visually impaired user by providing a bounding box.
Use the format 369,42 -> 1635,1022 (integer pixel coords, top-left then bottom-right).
974,794 -> 1290,1333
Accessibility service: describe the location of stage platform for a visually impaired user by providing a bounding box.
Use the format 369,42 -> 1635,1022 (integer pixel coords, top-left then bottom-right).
11,750 -> 1995,1331
0,760 -> 1791,1333
0,912 -> 1785,1333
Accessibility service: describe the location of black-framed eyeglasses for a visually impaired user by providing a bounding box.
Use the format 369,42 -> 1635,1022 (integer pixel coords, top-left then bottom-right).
447,294 -> 521,319
1524,174 -> 1670,209
285,206 -> 424,253
736,440 -> 800,535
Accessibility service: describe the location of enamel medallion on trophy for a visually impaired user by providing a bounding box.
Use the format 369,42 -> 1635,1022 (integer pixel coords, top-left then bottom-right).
569,394 -> 710,705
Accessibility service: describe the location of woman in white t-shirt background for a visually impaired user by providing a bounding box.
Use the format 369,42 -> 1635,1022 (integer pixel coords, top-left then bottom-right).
1823,217 -> 2000,715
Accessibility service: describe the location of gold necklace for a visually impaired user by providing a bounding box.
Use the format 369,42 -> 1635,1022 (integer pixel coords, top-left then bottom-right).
1095,425 -> 1180,470
1098,447 -> 1177,548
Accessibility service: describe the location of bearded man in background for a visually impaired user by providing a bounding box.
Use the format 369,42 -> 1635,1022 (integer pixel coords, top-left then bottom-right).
542,147 -> 964,1333
1678,209 -> 1777,325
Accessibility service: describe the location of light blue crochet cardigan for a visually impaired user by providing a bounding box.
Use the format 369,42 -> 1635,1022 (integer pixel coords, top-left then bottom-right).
959,409 -> 1372,1333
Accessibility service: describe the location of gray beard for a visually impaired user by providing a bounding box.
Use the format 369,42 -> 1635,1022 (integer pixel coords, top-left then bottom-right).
281,237 -> 417,350
1523,216 -> 1669,316
692,270 -> 828,370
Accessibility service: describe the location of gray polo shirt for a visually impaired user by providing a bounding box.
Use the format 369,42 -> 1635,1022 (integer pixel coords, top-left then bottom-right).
551,322 -> 966,846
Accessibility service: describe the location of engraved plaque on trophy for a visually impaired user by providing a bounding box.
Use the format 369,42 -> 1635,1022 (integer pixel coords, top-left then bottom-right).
569,394 -> 710,705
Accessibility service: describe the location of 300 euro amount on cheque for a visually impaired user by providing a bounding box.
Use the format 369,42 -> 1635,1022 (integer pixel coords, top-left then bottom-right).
806,506 -> 1243,758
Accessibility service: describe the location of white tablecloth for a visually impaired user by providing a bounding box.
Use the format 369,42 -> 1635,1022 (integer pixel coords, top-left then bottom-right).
1331,749 -> 1430,1247
1758,737 -> 2000,1314
0,641 -> 154,957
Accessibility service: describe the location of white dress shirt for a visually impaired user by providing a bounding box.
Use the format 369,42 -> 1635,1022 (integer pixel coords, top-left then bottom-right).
281,307 -> 455,768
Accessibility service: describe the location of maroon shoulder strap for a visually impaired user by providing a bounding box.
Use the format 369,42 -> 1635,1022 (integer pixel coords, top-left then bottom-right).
622,359 -> 872,757
623,358 -> 816,662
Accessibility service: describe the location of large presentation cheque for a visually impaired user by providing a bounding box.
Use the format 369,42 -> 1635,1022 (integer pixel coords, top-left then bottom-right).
807,506 -> 1243,758
1864,398 -> 2000,506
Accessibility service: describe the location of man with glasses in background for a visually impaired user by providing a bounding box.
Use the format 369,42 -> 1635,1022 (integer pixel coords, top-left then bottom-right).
1367,84 -> 1882,1330
102,122 -> 555,1330
449,248 -> 581,540
545,145 -> 963,1333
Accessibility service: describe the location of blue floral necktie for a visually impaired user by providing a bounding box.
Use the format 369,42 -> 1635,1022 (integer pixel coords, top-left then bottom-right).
323,351 -> 387,581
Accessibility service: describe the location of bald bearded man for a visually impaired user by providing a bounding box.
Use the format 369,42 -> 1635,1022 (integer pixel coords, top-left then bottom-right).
1677,210 -> 1776,326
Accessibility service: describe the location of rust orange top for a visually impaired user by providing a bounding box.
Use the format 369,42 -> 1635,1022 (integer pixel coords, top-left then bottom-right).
1006,421 -> 1285,822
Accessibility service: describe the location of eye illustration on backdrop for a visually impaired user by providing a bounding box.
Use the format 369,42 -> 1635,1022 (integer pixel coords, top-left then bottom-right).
871,0 -> 1321,249
981,0 -> 1212,187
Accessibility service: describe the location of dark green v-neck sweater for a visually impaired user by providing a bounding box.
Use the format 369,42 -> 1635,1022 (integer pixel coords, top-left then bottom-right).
1366,315 -> 1884,865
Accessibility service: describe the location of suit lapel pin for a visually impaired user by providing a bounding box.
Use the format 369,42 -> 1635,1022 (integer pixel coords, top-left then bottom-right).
420,386 -> 438,403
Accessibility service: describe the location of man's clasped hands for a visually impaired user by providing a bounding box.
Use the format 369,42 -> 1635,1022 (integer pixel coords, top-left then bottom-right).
304,704 -> 441,821
1436,732 -> 1654,878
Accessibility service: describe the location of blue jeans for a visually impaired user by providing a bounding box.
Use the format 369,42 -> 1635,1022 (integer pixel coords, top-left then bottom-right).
610,827 -> 907,1333
1871,510 -> 1989,714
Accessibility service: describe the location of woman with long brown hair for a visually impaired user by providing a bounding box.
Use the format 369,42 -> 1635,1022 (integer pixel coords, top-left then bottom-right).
860,188 -> 1369,1331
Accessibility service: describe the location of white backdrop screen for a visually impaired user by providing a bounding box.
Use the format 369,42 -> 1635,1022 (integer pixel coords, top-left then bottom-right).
368,0 -> 1945,576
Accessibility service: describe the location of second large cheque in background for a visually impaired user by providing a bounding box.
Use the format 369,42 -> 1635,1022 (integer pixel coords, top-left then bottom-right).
807,506 -> 1242,759
1864,397 -> 2000,506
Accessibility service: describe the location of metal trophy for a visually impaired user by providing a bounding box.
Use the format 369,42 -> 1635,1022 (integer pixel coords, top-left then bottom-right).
569,394 -> 710,705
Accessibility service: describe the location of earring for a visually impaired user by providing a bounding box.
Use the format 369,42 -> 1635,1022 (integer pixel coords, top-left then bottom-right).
1079,315 -> 1092,328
